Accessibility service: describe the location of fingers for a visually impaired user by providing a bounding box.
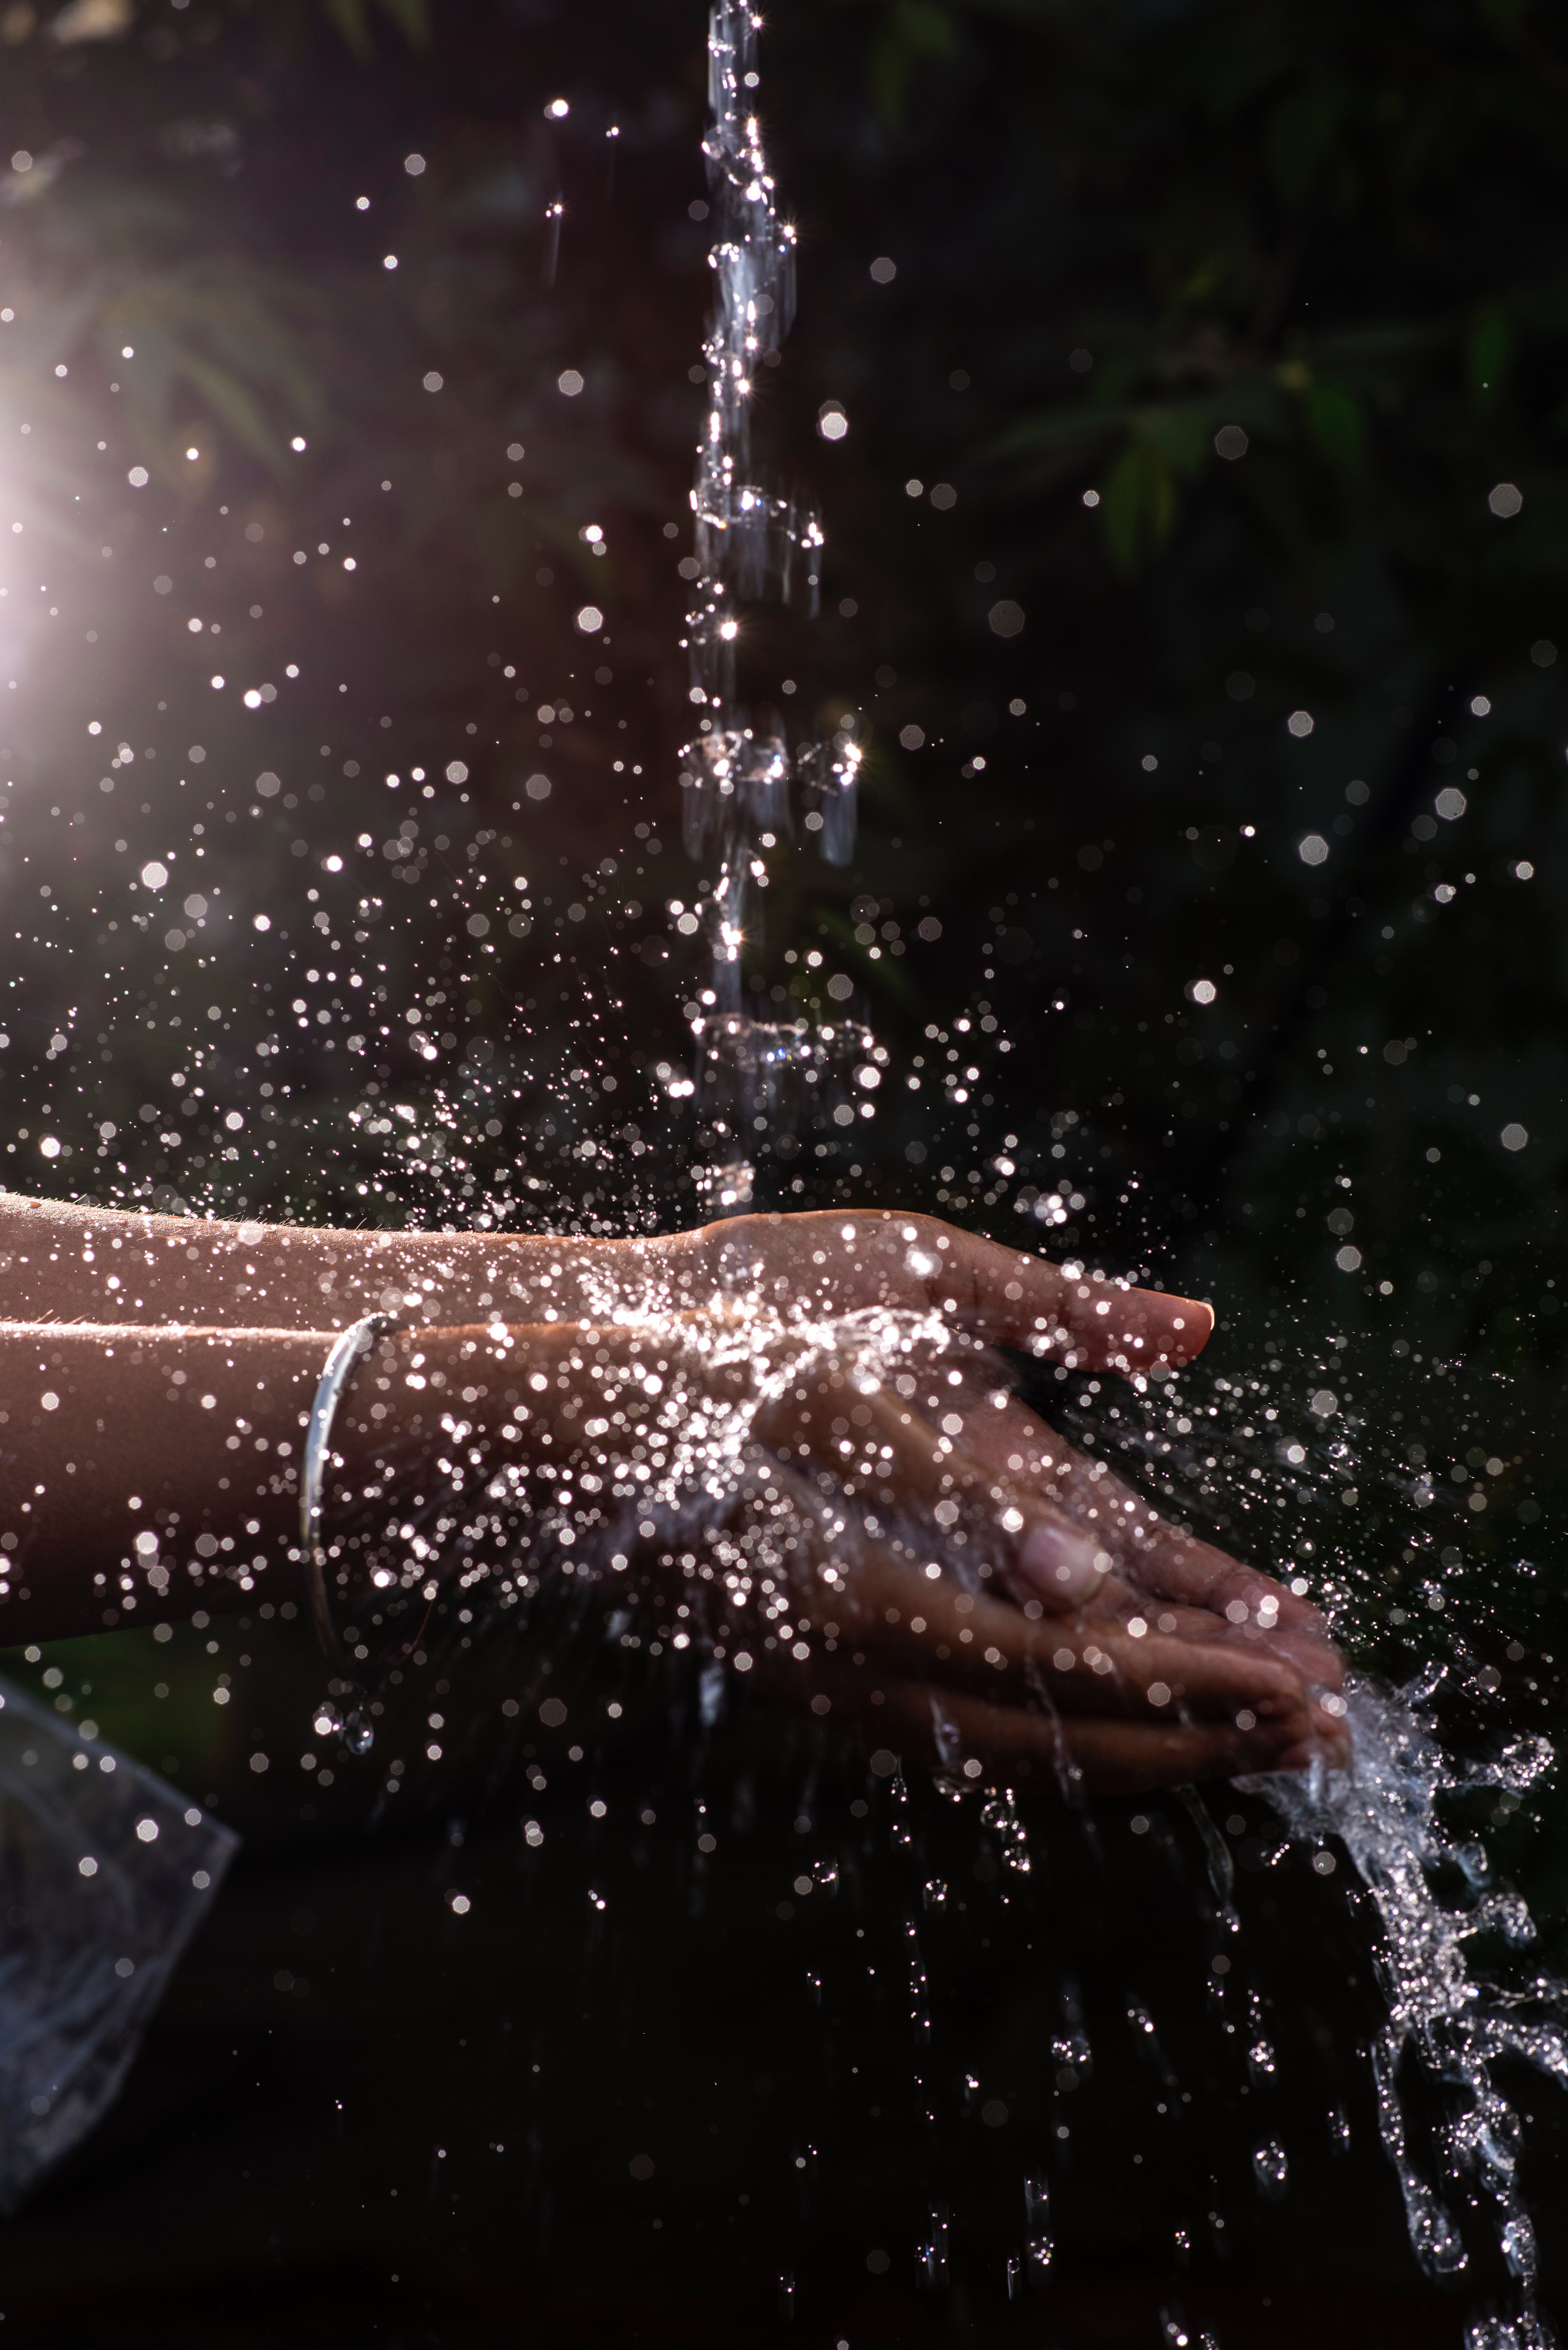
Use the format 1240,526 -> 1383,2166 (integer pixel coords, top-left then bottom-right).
937,1227 -> 1213,1373
769,1510 -> 1332,1736
1164,1550 -> 1344,1685
868,1682 -> 1338,1794
954,1391 -> 1345,1688
914,1356 -> 1320,1671
752,1356 -> 1109,1608
735,1437 -> 1334,1736
716,1465 -> 1349,1796
690,1210 -> 1213,1378
1021,1621 -> 1334,1737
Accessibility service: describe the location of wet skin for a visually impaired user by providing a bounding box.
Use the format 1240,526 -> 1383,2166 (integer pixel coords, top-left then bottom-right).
0,1195 -> 1347,1791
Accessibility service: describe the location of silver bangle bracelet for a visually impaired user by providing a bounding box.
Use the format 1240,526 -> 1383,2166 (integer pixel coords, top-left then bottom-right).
301,1313 -> 392,1668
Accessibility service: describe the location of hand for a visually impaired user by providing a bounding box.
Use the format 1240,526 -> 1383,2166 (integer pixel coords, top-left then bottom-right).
661,1209 -> 1213,1375
631,1456 -> 1343,1794
947,1382 -> 1344,1692
672,1219 -> 1343,1699
0,1195 -> 1215,1373
496,1311 -> 1348,1792
0,1196 -> 1343,1795
677,1209 -> 1341,1692
745,1345 -> 1347,1787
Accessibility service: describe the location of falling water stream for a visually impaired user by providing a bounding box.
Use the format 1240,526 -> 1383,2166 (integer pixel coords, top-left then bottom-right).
681,0 -> 872,1220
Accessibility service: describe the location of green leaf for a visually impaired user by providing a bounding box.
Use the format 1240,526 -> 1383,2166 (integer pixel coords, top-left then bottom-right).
321,0 -> 372,56
1101,437 -> 1177,577
870,0 -> 961,126
89,259 -> 325,480
891,0 -> 961,56
1141,404 -> 1213,476
1265,86 -> 1344,210
1469,312 -> 1513,399
374,0 -> 429,45
1305,382 -> 1364,473
319,0 -> 428,55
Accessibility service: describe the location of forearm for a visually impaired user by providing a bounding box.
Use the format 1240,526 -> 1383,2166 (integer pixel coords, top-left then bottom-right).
0,1312 -> 722,1645
0,1321 -> 325,1640
0,1190 -> 669,1333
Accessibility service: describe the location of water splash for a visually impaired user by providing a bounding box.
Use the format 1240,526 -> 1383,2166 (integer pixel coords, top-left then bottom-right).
1051,1978 -> 1092,2085
1251,1675 -> 1564,2341
1055,1348 -> 1566,2339
920,2200 -> 951,2286
1023,2170 -> 1052,2276
690,1011 -> 881,1215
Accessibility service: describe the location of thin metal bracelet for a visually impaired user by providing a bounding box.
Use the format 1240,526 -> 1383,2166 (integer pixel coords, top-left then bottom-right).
301,1313 -> 392,1669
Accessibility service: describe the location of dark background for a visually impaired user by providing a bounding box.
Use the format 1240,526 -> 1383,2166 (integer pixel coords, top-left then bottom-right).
0,0 -> 1564,2339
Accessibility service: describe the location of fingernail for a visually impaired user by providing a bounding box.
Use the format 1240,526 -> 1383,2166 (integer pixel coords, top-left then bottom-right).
1018,1517 -> 1102,1602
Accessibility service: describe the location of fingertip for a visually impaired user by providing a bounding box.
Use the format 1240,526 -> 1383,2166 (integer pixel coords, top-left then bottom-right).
1018,1518 -> 1103,1604
1159,1291 -> 1213,1361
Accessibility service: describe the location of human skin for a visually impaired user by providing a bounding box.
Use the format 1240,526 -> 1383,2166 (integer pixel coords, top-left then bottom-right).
0,1194 -> 1210,1359
0,1195 -> 1348,1788
0,1190 -> 1341,1675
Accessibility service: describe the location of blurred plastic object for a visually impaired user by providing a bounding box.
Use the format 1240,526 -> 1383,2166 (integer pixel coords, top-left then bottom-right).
0,1675 -> 238,2209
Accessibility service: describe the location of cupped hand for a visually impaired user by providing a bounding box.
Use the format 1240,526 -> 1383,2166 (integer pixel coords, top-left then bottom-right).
947,1381 -> 1343,1691
493,1305 -> 1348,1793
748,1325 -> 1342,1688
661,1209 -> 1213,1375
692,1462 -> 1345,1793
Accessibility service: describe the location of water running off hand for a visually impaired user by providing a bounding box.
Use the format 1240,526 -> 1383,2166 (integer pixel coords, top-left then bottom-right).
1254,1675 -> 1562,2348
1083,1365 -> 1565,2346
